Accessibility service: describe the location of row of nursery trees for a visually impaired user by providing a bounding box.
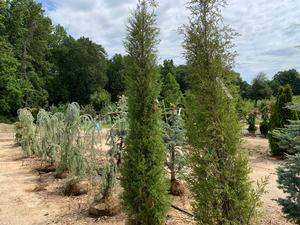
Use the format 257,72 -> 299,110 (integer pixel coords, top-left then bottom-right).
15,0 -> 300,224
245,79 -> 300,223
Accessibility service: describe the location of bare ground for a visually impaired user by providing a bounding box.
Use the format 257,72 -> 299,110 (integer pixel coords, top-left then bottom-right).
0,124 -> 295,225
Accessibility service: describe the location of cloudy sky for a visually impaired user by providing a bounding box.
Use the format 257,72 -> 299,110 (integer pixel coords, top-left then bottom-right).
37,0 -> 300,82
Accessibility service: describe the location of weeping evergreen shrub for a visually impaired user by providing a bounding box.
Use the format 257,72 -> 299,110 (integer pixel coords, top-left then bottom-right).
16,108 -> 36,157
121,1 -> 170,224
35,109 -> 64,164
16,103 -> 99,179
163,104 -> 186,186
183,0 -> 260,224
56,102 -> 98,178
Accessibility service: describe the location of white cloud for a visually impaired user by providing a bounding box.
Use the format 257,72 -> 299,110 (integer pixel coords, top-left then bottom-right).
40,0 -> 300,82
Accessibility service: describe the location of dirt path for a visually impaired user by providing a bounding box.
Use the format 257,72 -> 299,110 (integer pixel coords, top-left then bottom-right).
245,137 -> 294,225
0,132 -> 63,225
0,123 -> 295,225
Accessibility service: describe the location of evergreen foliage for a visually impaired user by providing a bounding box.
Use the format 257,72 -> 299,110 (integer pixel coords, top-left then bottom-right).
277,153 -> 300,224
161,72 -> 183,107
272,102 -> 300,155
268,85 -> 298,155
98,96 -> 128,201
16,103 -> 99,178
247,112 -> 257,134
175,64 -> 190,92
160,59 -> 176,81
183,0 -> 258,224
259,120 -> 269,137
16,108 -> 36,157
163,104 -> 186,183
259,101 -> 270,137
121,1 -> 170,224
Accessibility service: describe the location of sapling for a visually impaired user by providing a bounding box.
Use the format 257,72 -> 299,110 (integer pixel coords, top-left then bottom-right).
247,112 -> 257,135
57,103 -> 98,178
16,108 -> 36,157
35,109 -> 64,164
17,103 -> 100,183
101,96 -> 128,195
108,96 -> 128,163
163,104 -> 186,195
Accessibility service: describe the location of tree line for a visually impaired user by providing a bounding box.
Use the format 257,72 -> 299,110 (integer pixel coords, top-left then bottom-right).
0,0 -> 189,122
3,0 -> 300,224
2,0 -> 298,123
240,69 -> 300,100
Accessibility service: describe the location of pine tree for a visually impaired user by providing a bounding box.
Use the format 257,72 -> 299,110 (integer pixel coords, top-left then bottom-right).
269,85 -> 298,155
183,0 -> 256,224
121,1 -> 170,224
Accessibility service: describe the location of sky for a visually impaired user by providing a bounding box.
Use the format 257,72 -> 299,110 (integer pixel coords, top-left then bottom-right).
37,0 -> 300,83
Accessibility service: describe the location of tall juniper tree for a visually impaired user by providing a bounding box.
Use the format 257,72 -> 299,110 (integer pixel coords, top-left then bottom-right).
121,1 -> 170,224
183,0 -> 256,224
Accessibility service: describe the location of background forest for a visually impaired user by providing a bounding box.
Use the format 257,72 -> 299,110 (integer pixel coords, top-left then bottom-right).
2,0 -> 300,225
1,0 -> 300,122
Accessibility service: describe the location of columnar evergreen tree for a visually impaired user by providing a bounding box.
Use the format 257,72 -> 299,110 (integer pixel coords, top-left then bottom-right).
269,85 -> 298,155
121,1 -> 170,224
161,72 -> 182,107
183,0 -> 256,224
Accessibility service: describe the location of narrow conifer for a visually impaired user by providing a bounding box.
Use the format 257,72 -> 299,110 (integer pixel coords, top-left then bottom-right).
269,85 -> 298,155
183,0 -> 257,224
121,1 -> 170,224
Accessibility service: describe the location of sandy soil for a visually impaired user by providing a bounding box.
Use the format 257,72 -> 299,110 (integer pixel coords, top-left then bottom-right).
0,124 -> 295,225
